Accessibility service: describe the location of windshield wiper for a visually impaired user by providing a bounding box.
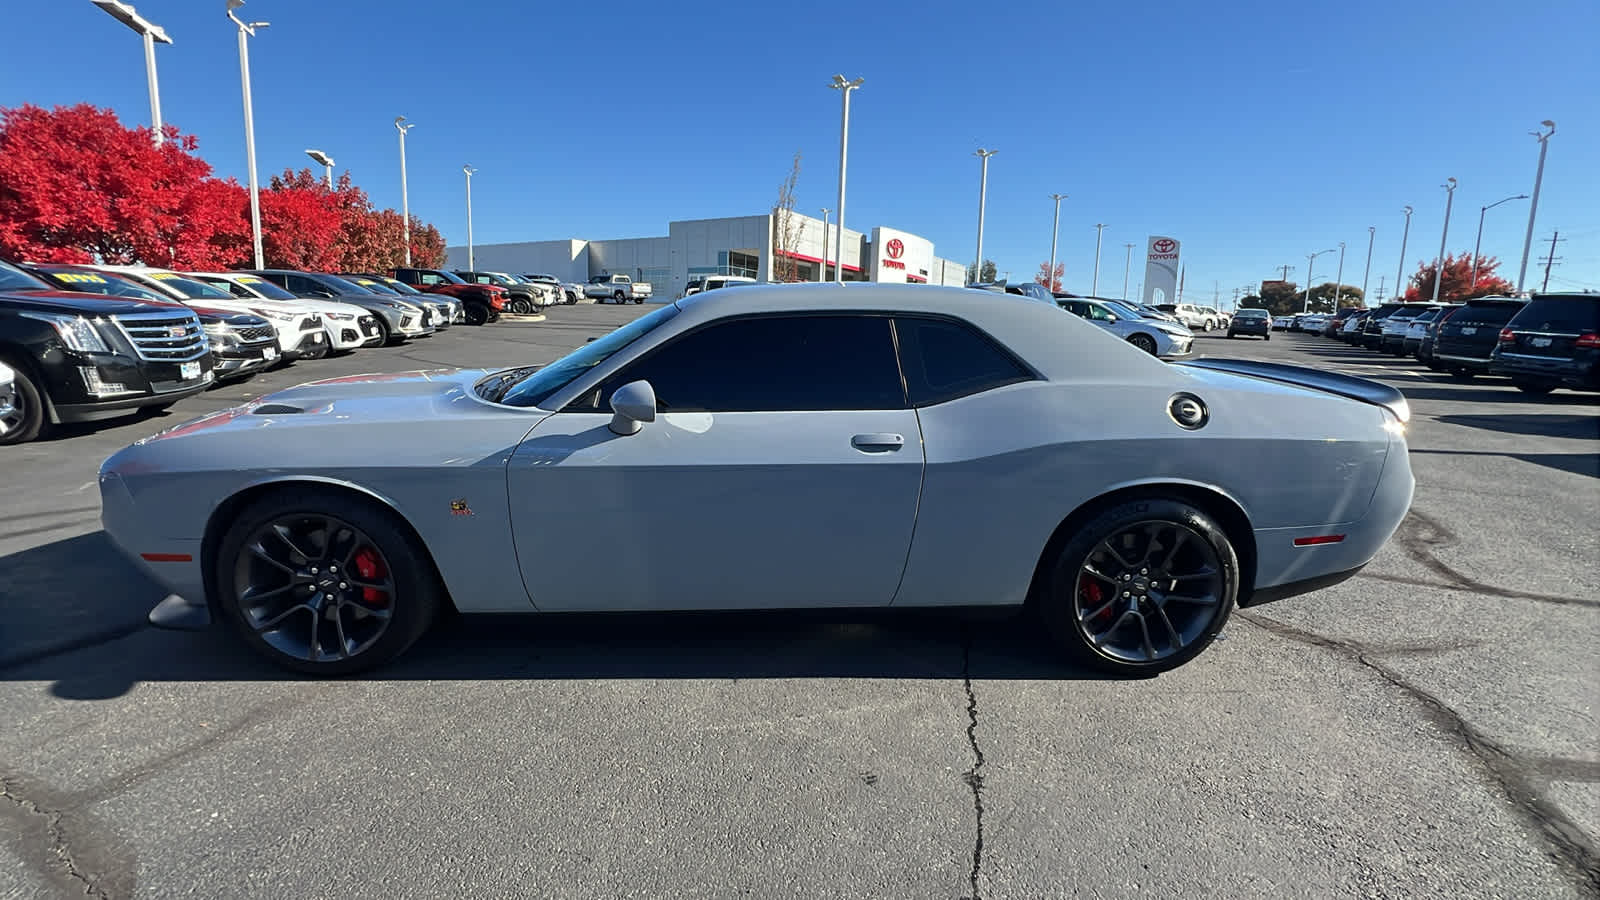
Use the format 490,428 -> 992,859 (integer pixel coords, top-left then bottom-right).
479,365 -> 540,403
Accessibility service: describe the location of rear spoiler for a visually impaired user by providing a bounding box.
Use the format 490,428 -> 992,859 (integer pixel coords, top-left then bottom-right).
1174,358 -> 1410,422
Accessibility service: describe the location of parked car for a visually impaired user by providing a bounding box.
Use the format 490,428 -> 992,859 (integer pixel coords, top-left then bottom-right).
585,273 -> 652,304
1377,304 -> 1440,355
337,274 -> 459,330
1226,308 -> 1271,339
1417,307 -> 1454,367
0,258 -> 213,443
1322,307 -> 1363,337
74,265 -> 280,382
186,272 -> 381,353
1432,297 -> 1529,378
1057,297 -> 1194,356
1401,307 -> 1451,358
1339,310 -> 1369,342
248,271 -> 432,344
98,283 -> 1413,676
522,274 -> 581,304
454,271 -> 553,313
1296,313 -> 1328,334
1489,293 -> 1600,394
684,275 -> 757,297
1272,315 -> 1296,331
1357,302 -> 1419,349
1160,303 -> 1215,331
1201,306 -> 1230,327
392,268 -> 505,324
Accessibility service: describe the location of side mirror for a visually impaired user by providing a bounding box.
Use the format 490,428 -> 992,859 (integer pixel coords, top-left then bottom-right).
608,380 -> 657,436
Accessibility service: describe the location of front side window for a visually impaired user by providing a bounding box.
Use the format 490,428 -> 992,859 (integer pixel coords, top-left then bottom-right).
894,316 -> 1032,407
572,315 -> 904,413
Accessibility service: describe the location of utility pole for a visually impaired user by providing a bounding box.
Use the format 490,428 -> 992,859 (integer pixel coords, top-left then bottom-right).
1374,275 -> 1386,303
1539,231 -> 1564,293
1278,264 -> 1294,282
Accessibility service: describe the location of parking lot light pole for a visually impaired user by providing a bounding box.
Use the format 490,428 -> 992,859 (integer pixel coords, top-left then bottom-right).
92,2 -> 172,146
1330,242 -> 1346,311
463,165 -> 477,271
1047,193 -> 1066,292
1395,206 -> 1413,299
1122,243 -> 1135,301
1471,194 -> 1528,289
1304,248 -> 1335,313
395,117 -> 415,266
973,149 -> 996,283
305,149 -> 335,188
829,75 -> 863,284
227,0 -> 268,270
1516,121 -> 1556,293
817,208 -> 830,282
1091,224 -> 1107,296
1432,177 -> 1457,303
1360,226 -> 1375,304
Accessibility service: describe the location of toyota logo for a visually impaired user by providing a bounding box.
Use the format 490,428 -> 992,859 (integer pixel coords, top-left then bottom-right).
886,238 -> 905,259
1152,238 -> 1176,254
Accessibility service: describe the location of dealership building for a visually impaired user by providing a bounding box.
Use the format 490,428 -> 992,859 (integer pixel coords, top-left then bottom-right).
444,211 -> 969,300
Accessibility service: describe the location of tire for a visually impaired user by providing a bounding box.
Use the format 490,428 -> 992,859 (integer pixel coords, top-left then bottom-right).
1449,367 -> 1475,380
1514,380 -> 1556,395
634,298 -> 644,304
0,355 -> 46,446
509,297 -> 532,315
1037,497 -> 1239,676
464,303 -> 488,326
1204,319 -> 1216,332
1127,333 -> 1158,355
565,290 -> 578,305
1264,334 -> 1270,341
373,316 -> 395,345
1226,332 -> 1236,339
215,487 -> 444,676
613,291 -> 626,304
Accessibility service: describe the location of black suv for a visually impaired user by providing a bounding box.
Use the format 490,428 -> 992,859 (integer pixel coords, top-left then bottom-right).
1432,297 -> 1528,379
0,258 -> 213,445
1490,293 -> 1600,395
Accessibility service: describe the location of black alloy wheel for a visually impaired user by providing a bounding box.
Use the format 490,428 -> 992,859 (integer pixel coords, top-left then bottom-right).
464,302 -> 489,326
1514,380 -> 1557,395
1127,333 -> 1158,355
217,489 -> 442,675
1040,498 -> 1238,675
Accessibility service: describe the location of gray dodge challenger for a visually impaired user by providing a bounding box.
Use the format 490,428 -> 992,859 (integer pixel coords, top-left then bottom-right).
100,283 -> 1415,676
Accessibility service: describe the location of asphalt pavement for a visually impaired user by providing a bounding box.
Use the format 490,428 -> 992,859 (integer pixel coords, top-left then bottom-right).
1,307 -> 1596,899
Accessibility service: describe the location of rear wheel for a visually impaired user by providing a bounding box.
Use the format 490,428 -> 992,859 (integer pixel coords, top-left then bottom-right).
1514,380 -> 1557,395
1038,498 -> 1238,676
0,356 -> 45,446
613,290 -> 626,304
216,489 -> 443,675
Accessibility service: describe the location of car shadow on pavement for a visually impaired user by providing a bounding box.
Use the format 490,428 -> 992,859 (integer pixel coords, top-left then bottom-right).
1435,413 -> 1600,440
1399,385 -> 1600,405
0,532 -> 1108,699
1408,448 -> 1600,480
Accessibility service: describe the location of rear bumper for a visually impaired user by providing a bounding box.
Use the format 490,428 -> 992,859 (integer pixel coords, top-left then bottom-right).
1434,352 -> 1494,373
1490,352 -> 1600,389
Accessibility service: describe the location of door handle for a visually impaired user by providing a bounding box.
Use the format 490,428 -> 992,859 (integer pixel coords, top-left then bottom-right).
851,433 -> 905,452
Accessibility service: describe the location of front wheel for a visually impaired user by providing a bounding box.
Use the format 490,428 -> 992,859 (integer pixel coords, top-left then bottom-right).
1127,333 -> 1158,355
0,357 -> 45,445
1514,380 -> 1556,395
464,303 -> 488,326
216,488 -> 444,675
508,297 -> 533,315
1038,498 -> 1238,676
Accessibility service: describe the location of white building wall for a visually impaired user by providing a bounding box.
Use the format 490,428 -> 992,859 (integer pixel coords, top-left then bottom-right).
934,258 -> 967,286
666,216 -> 772,299
587,237 -> 672,294
444,239 -> 588,283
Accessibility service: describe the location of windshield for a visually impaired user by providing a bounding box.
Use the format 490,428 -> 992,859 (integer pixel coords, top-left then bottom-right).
429,270 -> 468,285
490,303 -> 681,408
0,259 -> 51,291
143,271 -> 237,300
383,278 -> 425,295
230,276 -> 300,301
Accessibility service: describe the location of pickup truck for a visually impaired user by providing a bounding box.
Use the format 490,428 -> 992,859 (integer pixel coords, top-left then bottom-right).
392,268 -> 506,325
585,274 -> 651,304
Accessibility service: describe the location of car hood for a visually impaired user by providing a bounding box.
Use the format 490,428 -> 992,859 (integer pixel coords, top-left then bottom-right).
0,288 -> 189,316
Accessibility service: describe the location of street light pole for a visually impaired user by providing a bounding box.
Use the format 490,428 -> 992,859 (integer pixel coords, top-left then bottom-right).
1395,206 -> 1413,300
1516,121 -> 1556,294
1360,226 -> 1375,304
1047,193 -> 1066,292
1122,243 -> 1135,301
1304,248 -> 1335,313
227,0 -> 268,270
829,74 -> 863,284
92,2 -> 172,146
818,208 -> 830,282
305,149 -> 335,188
1432,177 -> 1457,303
973,149 -> 996,283
1091,224 -> 1107,296
395,116 -> 415,266
1471,193 -> 1529,289
463,165 -> 477,271
1331,241 -> 1346,310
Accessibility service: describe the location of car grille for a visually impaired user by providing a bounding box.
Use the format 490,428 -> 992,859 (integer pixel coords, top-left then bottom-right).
112,311 -> 208,362
237,324 -> 276,342
299,314 -> 323,331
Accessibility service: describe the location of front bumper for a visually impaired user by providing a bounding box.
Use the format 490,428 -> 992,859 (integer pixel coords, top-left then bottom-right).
47,353 -> 217,423
212,340 -> 279,379
99,470 -> 210,625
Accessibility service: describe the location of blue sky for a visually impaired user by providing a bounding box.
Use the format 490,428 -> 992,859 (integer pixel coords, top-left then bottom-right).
4,0 -> 1596,300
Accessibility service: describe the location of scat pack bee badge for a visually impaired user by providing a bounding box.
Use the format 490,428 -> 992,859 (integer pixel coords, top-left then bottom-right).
449,498 -> 473,517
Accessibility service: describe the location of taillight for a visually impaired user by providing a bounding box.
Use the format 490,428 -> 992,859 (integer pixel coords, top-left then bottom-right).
1577,333 -> 1600,349
1499,327 -> 1515,344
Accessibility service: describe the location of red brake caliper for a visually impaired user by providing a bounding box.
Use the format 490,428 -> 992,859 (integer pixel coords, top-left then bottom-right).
352,547 -> 389,607
1078,576 -> 1109,623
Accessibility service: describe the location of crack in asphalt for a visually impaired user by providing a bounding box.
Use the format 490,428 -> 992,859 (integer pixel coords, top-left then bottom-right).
0,777 -> 109,899
1241,612 -> 1600,895
959,635 -> 987,900
1387,509 -> 1600,609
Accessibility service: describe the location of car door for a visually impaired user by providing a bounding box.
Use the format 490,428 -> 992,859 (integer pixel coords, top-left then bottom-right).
507,313 -> 925,612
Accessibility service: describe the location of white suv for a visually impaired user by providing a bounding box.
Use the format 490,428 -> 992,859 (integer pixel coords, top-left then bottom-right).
1173,303 -> 1218,331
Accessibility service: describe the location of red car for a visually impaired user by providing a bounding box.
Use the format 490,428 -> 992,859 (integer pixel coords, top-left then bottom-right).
388,268 -> 505,325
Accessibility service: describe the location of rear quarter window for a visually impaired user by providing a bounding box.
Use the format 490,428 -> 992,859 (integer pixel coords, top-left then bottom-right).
893,316 -> 1034,406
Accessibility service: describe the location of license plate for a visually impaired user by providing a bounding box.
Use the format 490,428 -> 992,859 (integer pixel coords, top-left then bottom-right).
1531,336 -> 1553,347
1461,326 -> 1476,335
263,347 -> 278,361
180,361 -> 201,380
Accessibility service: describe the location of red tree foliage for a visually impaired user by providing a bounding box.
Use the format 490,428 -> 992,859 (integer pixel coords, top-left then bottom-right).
1403,252 -> 1514,302
1035,262 -> 1064,292
0,104 -> 446,273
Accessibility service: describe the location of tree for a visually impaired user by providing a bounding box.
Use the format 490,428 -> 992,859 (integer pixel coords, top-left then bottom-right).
1404,252 -> 1512,302
409,219 -> 446,268
1293,282 -> 1366,313
769,152 -> 805,283
1254,280 -> 1301,315
1035,262 -> 1063,292
966,259 -> 997,283
0,103 -> 248,268
260,168 -> 341,270
1239,294 -> 1266,309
